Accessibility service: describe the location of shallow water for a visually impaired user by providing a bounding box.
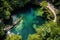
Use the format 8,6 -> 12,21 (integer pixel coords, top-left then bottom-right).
10,7 -> 46,40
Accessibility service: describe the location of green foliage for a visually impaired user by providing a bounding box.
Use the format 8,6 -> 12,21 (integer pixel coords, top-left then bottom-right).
41,7 -> 54,21
40,1 -> 48,7
35,8 -> 44,17
0,0 -> 13,20
5,34 -> 22,40
0,22 -> 5,29
45,8 -> 54,20
0,0 -> 30,20
32,0 -> 38,4
50,0 -> 60,8
3,10 -> 11,19
56,10 -> 60,26
7,0 -> 30,8
0,22 -> 5,37
36,21 -> 60,35
27,34 -> 42,40
0,30 -> 5,37
0,0 -> 60,40
28,21 -> 60,40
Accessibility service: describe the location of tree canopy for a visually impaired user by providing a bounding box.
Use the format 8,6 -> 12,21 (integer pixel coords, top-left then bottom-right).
5,34 -> 22,40
27,21 -> 60,40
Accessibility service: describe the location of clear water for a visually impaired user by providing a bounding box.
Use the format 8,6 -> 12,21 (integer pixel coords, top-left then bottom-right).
10,7 -> 46,40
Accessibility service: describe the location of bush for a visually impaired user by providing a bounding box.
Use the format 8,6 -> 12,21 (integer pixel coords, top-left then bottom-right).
5,34 -> 22,40
28,21 -> 60,40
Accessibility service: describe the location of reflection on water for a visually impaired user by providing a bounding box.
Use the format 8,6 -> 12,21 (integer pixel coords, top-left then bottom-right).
10,7 -> 46,40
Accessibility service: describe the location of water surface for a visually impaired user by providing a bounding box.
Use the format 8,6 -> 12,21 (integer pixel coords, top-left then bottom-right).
10,7 -> 46,40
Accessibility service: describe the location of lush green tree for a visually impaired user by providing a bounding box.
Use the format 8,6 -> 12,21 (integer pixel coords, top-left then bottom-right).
5,34 -> 22,40
27,34 -> 43,40
49,0 -> 60,8
3,10 -> 11,19
0,22 -> 5,29
56,10 -> 60,26
0,30 -> 5,37
45,8 -> 54,21
0,22 -> 5,37
36,21 -> 60,36
7,0 -> 30,8
28,21 -> 60,40
40,1 -> 48,8
0,0 -> 30,20
0,0 -> 13,20
35,8 -> 44,17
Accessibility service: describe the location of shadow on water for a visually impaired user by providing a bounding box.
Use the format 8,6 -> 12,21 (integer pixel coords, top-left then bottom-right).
10,2 -> 46,40
11,2 -> 41,15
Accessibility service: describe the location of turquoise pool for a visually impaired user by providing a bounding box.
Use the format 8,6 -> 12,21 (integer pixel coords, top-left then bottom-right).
10,7 -> 46,40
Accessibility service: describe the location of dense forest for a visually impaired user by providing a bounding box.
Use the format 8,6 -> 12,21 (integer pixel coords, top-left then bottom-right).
0,0 -> 60,40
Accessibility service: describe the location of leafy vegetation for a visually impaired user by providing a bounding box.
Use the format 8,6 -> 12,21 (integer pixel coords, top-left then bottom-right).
56,10 -> 60,26
0,22 -> 5,39
5,34 -> 22,40
0,0 -> 30,39
0,0 -> 60,40
35,8 -> 44,17
49,0 -> 60,9
0,0 -> 30,20
6,0 -> 30,8
27,21 -> 60,40
40,1 -> 48,7
0,0 -> 13,20
45,8 -> 54,20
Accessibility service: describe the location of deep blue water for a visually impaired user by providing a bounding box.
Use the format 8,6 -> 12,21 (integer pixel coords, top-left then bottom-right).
10,8 -> 46,40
